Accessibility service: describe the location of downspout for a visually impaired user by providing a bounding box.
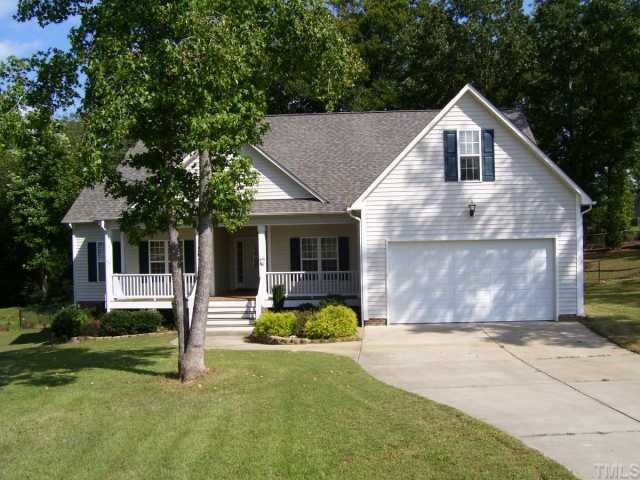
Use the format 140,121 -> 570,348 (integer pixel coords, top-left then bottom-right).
347,208 -> 364,328
581,203 -> 594,216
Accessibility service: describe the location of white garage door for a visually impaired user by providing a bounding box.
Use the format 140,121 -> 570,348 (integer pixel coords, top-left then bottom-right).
388,239 -> 555,323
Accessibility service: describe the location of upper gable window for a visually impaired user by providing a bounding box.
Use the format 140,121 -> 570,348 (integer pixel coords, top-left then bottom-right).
458,130 -> 481,181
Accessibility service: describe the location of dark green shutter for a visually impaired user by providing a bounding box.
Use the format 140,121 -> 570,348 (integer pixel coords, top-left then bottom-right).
88,242 -> 97,282
338,237 -> 350,271
139,241 -> 149,274
112,241 -> 122,274
290,238 -> 301,271
443,130 -> 458,181
183,240 -> 196,273
482,129 -> 495,181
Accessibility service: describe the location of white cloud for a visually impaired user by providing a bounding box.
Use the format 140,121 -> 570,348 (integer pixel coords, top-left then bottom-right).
0,39 -> 40,59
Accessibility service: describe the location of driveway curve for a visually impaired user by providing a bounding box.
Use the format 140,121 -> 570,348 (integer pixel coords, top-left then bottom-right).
358,322 -> 640,480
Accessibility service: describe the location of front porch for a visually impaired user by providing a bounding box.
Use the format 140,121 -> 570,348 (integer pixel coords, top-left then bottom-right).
104,219 -> 360,316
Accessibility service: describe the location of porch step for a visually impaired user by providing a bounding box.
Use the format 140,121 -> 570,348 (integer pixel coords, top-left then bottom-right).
206,298 -> 256,330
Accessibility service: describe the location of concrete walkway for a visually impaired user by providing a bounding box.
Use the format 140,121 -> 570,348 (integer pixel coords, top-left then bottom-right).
202,322 -> 640,479
359,322 -> 640,480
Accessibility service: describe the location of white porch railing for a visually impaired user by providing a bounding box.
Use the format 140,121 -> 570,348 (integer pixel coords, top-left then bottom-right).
265,271 -> 359,297
112,273 -> 197,299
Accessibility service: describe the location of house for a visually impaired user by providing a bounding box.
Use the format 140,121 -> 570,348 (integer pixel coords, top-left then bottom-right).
63,85 -> 593,328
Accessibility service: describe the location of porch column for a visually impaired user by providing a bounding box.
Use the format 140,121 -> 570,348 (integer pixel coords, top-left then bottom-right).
256,224 -> 267,318
103,224 -> 113,312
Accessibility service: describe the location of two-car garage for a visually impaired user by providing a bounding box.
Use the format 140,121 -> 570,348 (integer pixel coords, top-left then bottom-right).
387,239 -> 556,324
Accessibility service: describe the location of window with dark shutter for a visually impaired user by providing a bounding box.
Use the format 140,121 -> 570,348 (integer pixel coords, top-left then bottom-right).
482,129 -> 495,181
139,241 -> 149,274
443,130 -> 458,181
183,240 -> 196,273
88,242 -> 97,282
338,237 -> 350,271
290,238 -> 301,271
113,241 -> 122,274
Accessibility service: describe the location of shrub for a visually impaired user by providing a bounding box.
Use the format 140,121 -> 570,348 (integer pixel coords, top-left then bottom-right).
297,303 -> 317,311
253,311 -> 296,337
304,305 -> 358,339
294,309 -> 315,337
272,285 -> 286,311
101,310 -> 162,336
131,310 -> 163,333
318,295 -> 346,309
51,305 -> 91,339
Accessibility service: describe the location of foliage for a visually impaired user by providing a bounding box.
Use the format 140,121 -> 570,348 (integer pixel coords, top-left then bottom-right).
318,295 -> 347,309
253,311 -> 297,337
527,0 -> 640,246
51,304 -> 91,339
297,303 -> 317,311
0,306 -> 54,331
331,0 -> 535,110
304,305 -> 358,339
100,310 -> 163,336
0,59 -> 85,304
15,0 -> 361,380
294,309 -> 315,336
272,285 -> 286,311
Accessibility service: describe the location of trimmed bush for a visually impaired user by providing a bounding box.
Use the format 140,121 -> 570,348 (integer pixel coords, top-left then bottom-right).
294,309 -> 315,337
101,310 -> 162,336
253,311 -> 296,337
51,305 -> 91,339
304,305 -> 358,339
272,285 -> 286,311
318,295 -> 347,309
131,310 -> 163,333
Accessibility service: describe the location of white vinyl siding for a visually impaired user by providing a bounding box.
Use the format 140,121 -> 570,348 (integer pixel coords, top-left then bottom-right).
363,93 -> 579,320
244,147 -> 312,200
72,223 -> 115,302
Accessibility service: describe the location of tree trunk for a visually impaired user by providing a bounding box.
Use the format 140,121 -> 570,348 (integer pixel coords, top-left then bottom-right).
182,149 -> 213,382
168,214 -> 188,377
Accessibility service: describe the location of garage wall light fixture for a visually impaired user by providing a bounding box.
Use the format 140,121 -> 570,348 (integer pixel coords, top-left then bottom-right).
468,199 -> 476,217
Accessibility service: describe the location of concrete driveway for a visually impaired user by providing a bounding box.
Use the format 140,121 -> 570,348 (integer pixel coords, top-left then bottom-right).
359,322 -> 640,480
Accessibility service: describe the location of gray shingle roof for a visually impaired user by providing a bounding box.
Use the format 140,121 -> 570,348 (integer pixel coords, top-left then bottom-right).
63,109 -> 535,223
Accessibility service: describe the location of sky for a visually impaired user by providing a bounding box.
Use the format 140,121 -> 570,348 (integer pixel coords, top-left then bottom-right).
0,0 -> 76,60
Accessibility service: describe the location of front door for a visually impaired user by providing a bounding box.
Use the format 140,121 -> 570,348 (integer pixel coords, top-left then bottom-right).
233,237 -> 259,290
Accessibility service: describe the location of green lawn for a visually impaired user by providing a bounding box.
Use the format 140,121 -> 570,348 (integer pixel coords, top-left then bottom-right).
584,278 -> 640,354
583,246 -> 640,354
0,306 -> 54,331
0,332 -> 573,480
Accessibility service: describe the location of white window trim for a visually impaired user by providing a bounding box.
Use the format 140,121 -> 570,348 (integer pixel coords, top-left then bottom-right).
147,240 -> 192,274
148,240 -> 168,274
457,128 -> 482,182
299,237 -> 339,272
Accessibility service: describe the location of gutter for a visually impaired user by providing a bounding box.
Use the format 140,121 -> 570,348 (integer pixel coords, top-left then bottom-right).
347,207 -> 365,328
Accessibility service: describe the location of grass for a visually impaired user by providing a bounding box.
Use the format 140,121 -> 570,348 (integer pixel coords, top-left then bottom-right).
0,306 -> 54,331
583,246 -> 640,354
0,332 -> 573,480
584,278 -> 640,354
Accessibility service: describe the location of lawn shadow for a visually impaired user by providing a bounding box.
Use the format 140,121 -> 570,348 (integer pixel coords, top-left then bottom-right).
0,343 -> 175,388
10,331 -> 50,345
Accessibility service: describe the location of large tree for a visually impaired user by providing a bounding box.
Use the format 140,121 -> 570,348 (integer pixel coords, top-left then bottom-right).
331,0 -> 535,110
17,0 -> 360,381
527,0 -> 640,245
0,58 -> 84,304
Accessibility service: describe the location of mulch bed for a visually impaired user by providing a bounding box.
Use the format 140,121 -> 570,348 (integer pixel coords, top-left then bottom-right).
248,333 -> 361,345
